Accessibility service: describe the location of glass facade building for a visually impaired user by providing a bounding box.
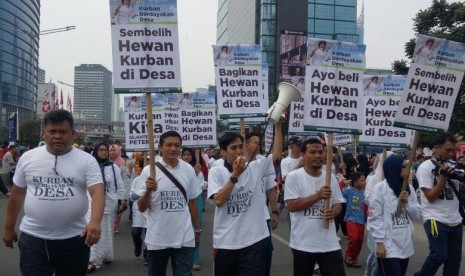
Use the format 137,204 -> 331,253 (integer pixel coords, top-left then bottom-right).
74,64 -> 113,122
216,0 -> 362,100
307,0 -> 359,43
0,0 -> 40,127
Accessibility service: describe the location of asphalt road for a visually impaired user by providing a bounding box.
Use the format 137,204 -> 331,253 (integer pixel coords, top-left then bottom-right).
1,196 -> 464,275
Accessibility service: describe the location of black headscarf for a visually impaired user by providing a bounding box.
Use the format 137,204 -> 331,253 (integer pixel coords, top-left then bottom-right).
383,154 -> 410,197
92,143 -> 112,166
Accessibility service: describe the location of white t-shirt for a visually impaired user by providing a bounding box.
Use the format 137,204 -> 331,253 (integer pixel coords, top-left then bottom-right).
368,181 -> 422,258
14,147 -> 103,239
417,160 -> 462,224
281,156 -> 301,180
208,155 -> 275,249
211,158 -> 224,168
130,176 -> 147,228
136,159 -> 201,249
2,151 -> 15,171
284,168 -> 345,253
88,164 -> 125,214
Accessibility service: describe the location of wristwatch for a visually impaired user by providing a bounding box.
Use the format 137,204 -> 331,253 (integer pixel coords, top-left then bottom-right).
230,176 -> 238,184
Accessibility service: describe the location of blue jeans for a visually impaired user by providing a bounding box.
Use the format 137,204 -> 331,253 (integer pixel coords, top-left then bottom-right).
415,220 -> 463,276
147,247 -> 194,276
365,230 -> 378,276
260,220 -> 274,276
18,232 -> 90,276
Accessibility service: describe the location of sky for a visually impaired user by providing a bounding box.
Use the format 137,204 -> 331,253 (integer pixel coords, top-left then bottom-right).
38,0 -> 453,100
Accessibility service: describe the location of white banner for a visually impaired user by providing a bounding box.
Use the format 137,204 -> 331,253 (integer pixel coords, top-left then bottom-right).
124,92 -> 217,150
303,39 -> 366,134
360,75 -> 414,148
214,45 -> 267,119
394,34 -> 465,133
325,133 -> 352,146
124,94 -> 165,150
110,0 -> 181,93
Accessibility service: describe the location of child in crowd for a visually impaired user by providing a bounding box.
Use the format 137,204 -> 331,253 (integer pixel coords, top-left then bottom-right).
342,172 -> 367,268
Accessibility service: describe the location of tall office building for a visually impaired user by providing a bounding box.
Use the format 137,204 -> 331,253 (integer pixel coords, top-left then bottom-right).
38,67 -> 45,84
216,0 -> 256,44
0,1 -> 40,127
307,0 -> 360,42
74,64 -> 113,122
216,0 -> 363,99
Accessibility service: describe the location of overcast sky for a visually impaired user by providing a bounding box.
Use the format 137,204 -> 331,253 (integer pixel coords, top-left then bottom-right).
38,0 -> 452,99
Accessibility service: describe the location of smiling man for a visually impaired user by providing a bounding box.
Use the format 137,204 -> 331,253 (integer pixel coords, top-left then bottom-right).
2,109 -> 104,276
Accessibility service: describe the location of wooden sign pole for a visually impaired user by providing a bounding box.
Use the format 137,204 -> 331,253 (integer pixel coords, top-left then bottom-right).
381,148 -> 387,180
323,133 -> 334,229
396,131 -> 419,216
145,93 -> 156,179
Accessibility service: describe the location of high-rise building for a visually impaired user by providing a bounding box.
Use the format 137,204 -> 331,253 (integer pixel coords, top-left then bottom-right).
38,67 -> 45,84
74,64 -> 113,122
216,0 -> 256,44
0,1 -> 40,127
216,0 -> 363,99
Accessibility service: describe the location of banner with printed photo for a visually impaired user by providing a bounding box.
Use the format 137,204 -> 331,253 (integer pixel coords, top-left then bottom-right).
214,45 -> 266,119
303,38 -> 366,134
124,95 -> 165,150
394,34 -> 465,133
166,92 -> 217,147
279,30 -> 307,92
360,75 -> 414,148
7,111 -> 18,142
109,0 -> 181,93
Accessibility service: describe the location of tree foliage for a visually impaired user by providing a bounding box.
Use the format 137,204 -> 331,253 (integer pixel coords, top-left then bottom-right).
19,116 -> 41,148
393,0 -> 465,147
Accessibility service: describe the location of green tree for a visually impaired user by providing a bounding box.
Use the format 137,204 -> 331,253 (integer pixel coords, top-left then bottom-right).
396,0 -> 465,147
19,116 -> 41,147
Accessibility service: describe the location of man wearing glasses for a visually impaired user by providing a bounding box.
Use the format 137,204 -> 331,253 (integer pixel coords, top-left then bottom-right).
3,109 -> 104,276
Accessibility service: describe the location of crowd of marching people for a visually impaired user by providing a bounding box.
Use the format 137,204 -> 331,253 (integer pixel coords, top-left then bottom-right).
2,110 -> 464,276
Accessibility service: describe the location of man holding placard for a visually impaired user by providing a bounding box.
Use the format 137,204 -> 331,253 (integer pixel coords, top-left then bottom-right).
285,138 -> 345,275
208,120 -> 283,276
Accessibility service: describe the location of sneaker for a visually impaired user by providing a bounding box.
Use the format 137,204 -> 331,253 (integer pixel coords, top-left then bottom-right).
143,259 -> 148,265
134,245 -> 142,257
193,264 -> 201,271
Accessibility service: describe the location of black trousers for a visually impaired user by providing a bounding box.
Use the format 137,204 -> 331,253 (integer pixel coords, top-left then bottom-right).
292,248 -> 346,276
18,232 -> 90,276
215,241 -> 261,276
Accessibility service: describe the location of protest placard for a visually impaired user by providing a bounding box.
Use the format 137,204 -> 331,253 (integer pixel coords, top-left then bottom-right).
360,75 -> 414,148
394,34 -> 465,132
214,45 -> 267,119
124,94 -> 165,150
109,0 -> 181,93
303,39 -> 366,134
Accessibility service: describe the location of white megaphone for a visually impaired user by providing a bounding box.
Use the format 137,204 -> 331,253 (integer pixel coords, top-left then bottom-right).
266,82 -> 301,124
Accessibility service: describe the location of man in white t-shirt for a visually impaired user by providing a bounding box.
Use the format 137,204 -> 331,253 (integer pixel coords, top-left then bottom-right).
2,109 -> 105,275
2,144 -> 17,179
208,119 -> 283,276
137,131 -> 201,276
244,132 -> 279,276
279,137 -> 303,213
415,134 -> 463,276
285,138 -> 346,275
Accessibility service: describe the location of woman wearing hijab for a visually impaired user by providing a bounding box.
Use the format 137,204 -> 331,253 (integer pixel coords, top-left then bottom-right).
364,151 -> 393,276
87,143 -> 126,272
367,155 -> 422,276
181,148 -> 208,271
109,144 -> 130,233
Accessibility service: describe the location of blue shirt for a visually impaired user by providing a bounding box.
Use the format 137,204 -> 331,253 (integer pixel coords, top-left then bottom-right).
342,187 -> 366,224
